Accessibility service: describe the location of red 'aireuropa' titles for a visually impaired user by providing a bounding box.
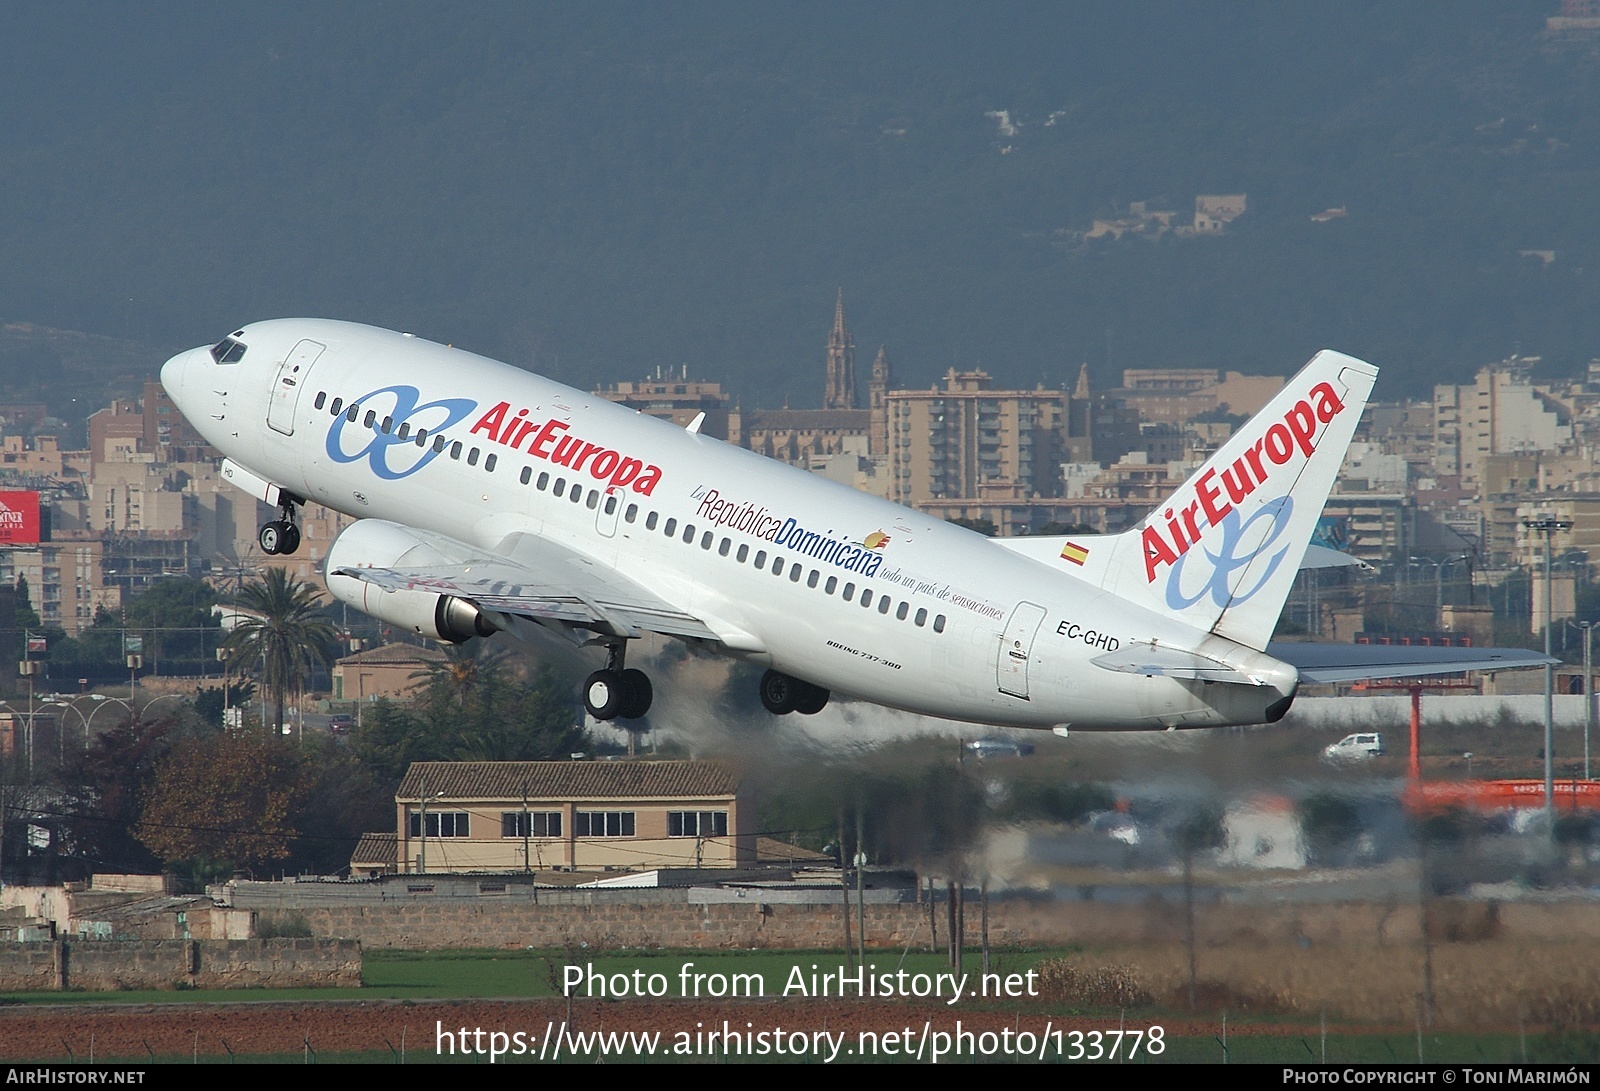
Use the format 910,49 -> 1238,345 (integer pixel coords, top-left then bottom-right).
1141,381 -> 1345,582
470,402 -> 664,495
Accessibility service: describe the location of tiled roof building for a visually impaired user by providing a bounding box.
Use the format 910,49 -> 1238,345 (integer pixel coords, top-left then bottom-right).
387,760 -> 753,874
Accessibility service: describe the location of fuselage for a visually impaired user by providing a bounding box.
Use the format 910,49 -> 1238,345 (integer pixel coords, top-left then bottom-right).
162,319 -> 1296,730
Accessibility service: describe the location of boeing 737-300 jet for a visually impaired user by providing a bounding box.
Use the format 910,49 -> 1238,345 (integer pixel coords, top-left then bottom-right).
159,320 -> 1547,732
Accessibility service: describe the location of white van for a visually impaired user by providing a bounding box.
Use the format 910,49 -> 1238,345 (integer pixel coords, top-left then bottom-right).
1322,732 -> 1385,762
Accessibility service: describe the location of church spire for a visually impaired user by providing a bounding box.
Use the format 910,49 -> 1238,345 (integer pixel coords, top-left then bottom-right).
868,345 -> 893,459
823,289 -> 857,410
1074,361 -> 1092,400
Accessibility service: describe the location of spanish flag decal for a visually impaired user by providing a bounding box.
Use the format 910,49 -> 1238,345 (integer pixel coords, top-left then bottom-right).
1060,541 -> 1090,566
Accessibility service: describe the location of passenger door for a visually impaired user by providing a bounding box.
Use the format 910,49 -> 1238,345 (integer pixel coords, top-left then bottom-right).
267,339 -> 325,436
996,602 -> 1048,699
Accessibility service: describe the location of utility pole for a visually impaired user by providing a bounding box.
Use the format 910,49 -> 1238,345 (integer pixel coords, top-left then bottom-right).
418,771 -> 428,875
18,638 -> 38,782
1585,621 -> 1594,782
855,805 -> 865,969
837,812 -> 853,971
1524,515 -> 1571,830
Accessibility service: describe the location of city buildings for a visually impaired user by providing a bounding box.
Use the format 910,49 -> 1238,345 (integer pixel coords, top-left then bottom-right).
1,304 -> 1598,646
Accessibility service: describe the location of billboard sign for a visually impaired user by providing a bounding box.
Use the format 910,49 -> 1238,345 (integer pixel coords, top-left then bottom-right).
0,492 -> 41,545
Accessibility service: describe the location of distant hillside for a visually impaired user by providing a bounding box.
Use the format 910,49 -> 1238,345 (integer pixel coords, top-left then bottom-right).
0,2 -> 1596,405
0,322 -> 165,434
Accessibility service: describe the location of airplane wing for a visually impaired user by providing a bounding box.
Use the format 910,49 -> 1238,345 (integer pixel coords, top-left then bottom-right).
1265,642 -> 1555,684
331,528 -> 720,643
1095,640 -> 1553,687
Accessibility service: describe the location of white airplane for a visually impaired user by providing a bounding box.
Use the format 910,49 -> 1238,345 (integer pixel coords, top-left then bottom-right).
160,320 -> 1546,731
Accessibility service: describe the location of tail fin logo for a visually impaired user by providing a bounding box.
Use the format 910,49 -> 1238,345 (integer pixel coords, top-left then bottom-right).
1141,380 -> 1345,584
1163,496 -> 1294,610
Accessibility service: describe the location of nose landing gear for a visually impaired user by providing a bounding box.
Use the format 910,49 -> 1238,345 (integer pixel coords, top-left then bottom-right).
582,641 -> 653,721
258,496 -> 303,555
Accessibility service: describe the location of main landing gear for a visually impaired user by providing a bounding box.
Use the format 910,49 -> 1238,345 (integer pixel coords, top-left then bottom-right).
583,641 -> 653,721
759,669 -> 829,716
258,497 -> 302,556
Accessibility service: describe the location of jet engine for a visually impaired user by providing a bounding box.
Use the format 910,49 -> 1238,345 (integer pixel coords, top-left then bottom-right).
324,520 -> 496,643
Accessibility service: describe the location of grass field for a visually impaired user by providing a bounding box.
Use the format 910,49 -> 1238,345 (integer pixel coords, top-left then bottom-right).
2,947 -> 1598,1062
0,947 -> 1068,1005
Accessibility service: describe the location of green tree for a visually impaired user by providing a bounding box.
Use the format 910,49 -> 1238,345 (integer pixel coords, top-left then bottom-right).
13,575 -> 43,636
289,734 -> 394,874
53,715 -> 174,874
122,576 -> 221,675
136,731 -> 311,875
408,641 -> 504,708
998,781 -> 1114,824
441,667 -> 584,762
222,569 -> 337,734
356,656 -> 584,783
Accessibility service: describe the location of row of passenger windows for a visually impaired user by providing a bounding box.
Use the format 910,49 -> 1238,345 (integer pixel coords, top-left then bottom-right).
314,391 -> 499,471
624,501 -> 950,633
316,389 -> 948,635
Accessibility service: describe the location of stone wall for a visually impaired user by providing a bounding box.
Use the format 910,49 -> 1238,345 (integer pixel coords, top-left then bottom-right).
0,939 -> 361,992
285,900 -> 923,949
260,893 -> 1600,951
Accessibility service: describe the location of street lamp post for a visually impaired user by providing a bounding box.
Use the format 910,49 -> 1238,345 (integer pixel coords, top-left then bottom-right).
15,657 -> 39,782
1524,515 -> 1572,829
139,694 -> 187,721
85,698 -> 134,741
1409,554 -> 1469,627
39,702 -> 88,756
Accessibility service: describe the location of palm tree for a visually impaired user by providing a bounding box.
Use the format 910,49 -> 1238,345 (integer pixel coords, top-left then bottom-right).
409,640 -> 507,708
222,568 -> 337,734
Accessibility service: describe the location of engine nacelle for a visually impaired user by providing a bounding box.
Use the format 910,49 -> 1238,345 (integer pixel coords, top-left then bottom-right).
325,520 -> 495,643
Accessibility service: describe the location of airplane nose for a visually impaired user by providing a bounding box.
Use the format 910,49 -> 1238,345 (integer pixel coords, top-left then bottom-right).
160,349 -> 192,409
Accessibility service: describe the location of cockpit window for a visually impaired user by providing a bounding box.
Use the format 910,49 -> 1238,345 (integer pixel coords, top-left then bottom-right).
209,336 -> 248,364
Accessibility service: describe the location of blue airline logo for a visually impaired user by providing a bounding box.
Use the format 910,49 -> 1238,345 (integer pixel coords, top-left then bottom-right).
326,385 -> 478,480
1164,496 -> 1294,610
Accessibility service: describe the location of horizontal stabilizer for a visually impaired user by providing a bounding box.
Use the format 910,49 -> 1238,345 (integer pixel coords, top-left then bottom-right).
1301,544 -> 1372,571
1266,642 -> 1555,684
1092,643 -> 1269,685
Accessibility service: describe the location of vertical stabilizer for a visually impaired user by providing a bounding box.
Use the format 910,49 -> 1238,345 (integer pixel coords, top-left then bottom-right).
1096,350 -> 1378,650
